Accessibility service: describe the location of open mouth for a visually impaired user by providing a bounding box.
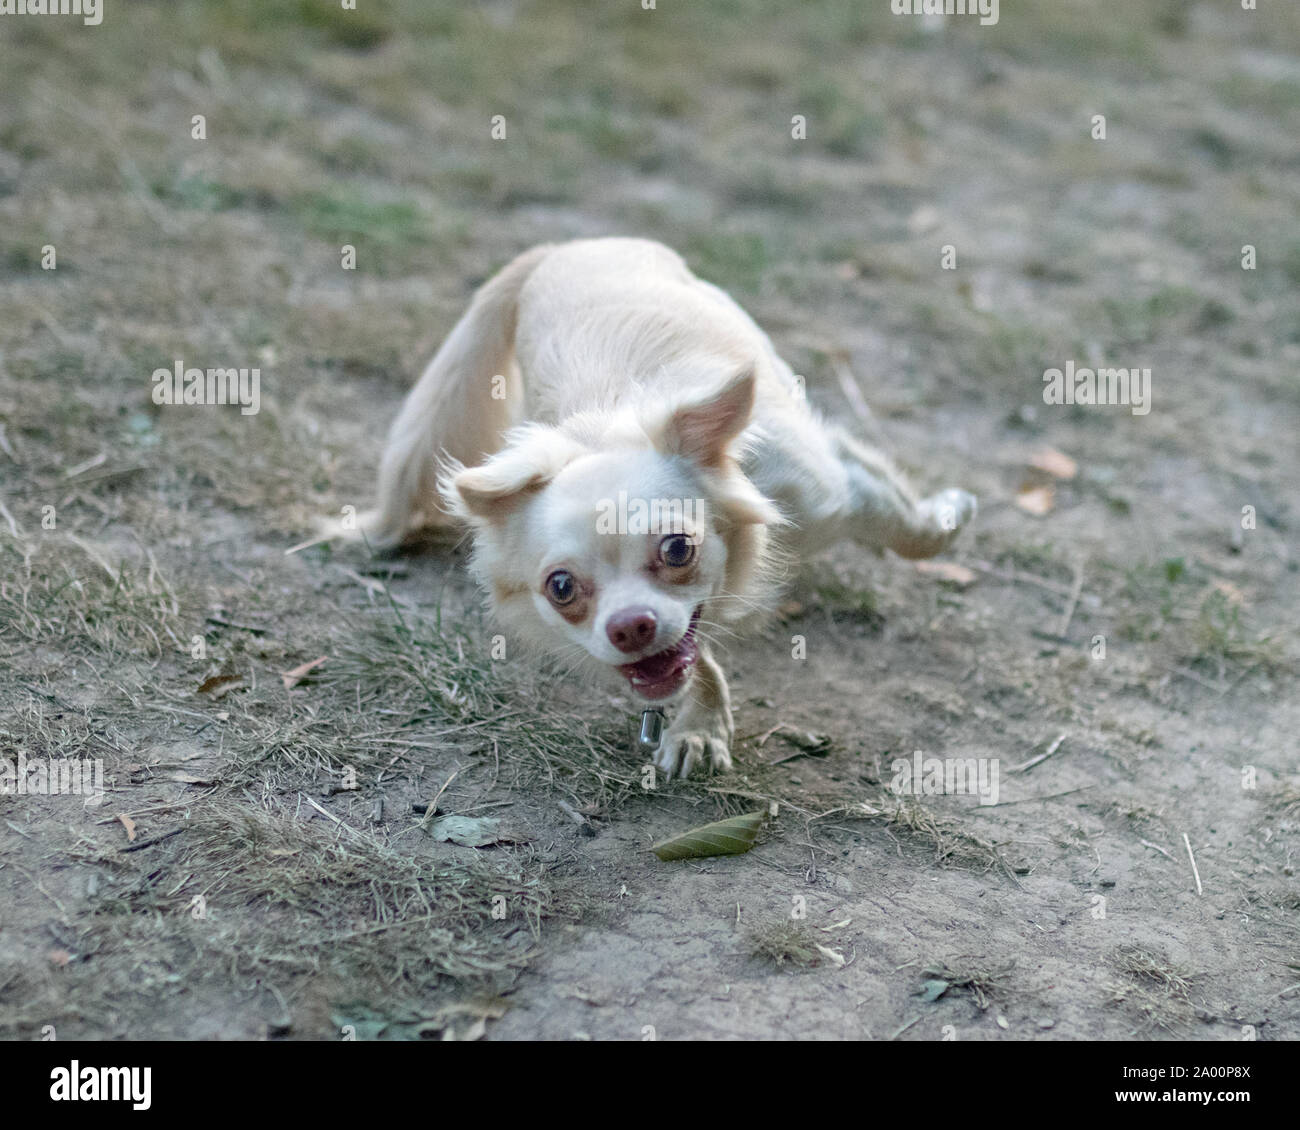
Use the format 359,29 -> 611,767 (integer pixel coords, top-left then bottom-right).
617,610 -> 700,700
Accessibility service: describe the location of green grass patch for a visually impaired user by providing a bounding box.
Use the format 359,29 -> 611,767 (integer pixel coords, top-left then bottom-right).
684,230 -> 770,294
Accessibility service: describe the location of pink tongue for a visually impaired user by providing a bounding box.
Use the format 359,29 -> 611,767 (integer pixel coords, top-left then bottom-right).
623,633 -> 697,681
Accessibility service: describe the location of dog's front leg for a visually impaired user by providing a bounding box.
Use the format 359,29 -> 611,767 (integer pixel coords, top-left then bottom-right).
653,644 -> 734,779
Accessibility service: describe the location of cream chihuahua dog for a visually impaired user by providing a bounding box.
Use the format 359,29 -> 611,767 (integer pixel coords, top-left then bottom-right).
349,238 -> 975,777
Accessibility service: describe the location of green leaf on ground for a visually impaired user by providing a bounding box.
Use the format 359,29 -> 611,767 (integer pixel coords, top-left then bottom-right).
652,810 -> 766,861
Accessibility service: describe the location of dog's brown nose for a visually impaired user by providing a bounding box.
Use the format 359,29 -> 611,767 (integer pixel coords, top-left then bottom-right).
606,607 -> 658,653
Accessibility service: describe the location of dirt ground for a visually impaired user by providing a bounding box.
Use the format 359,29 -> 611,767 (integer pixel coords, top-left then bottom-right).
1,1 -> 1298,1041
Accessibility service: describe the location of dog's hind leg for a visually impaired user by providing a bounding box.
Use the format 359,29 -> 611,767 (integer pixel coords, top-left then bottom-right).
342,244 -> 554,549
832,427 -> 977,559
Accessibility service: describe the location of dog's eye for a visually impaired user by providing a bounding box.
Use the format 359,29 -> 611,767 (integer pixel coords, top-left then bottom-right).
545,570 -> 577,606
659,534 -> 696,568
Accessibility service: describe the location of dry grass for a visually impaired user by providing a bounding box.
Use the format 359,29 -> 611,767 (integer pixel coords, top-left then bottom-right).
746,920 -> 824,970
1265,784 -> 1300,821
1106,944 -> 1200,1034
920,957 -> 1017,1011
882,794 -> 1025,881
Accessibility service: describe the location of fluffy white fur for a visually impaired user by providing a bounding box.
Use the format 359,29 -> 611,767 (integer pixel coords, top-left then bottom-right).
347,238 -> 976,777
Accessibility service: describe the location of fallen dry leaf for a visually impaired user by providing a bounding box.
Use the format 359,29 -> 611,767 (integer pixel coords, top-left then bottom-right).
1029,447 -> 1078,480
196,673 -> 244,698
281,655 -> 327,689
918,978 -> 950,1002
164,771 -> 215,785
815,943 -> 847,968
762,725 -> 831,754
652,811 -> 766,862
117,814 -> 137,842
1016,484 -> 1055,516
914,560 -> 978,588
427,815 -> 519,847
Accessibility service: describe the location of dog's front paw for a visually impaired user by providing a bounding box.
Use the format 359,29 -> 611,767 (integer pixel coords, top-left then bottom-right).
654,709 -> 734,779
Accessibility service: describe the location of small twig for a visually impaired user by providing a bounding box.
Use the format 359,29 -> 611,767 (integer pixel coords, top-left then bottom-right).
0,498 -> 23,538
63,451 -> 108,479
1169,666 -> 1226,693
204,614 -> 267,635
888,1015 -> 923,1041
119,826 -> 187,853
419,769 -> 460,829
1010,732 -> 1067,774
1183,833 -> 1203,896
12,864 -> 68,916
1139,838 -> 1174,860
62,464 -> 147,487
977,784 -> 1096,809
557,800 -> 590,828
704,785 -> 820,821
336,565 -> 387,595
67,535 -> 120,582
1030,629 -> 1073,644
373,753 -> 402,787
830,355 -> 888,445
284,534 -> 333,556
967,559 -> 1075,598
770,748 -> 826,767
1225,662 -> 1263,695
301,795 -> 375,845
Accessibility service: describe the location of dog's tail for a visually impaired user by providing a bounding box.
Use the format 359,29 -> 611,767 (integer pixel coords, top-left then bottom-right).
325,244 -> 554,550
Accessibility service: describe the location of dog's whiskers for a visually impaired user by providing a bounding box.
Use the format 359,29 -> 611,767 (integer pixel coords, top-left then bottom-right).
706,591 -> 775,618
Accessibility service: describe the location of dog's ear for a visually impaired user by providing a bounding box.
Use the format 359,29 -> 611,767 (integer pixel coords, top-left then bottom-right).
442,426 -> 579,523
654,363 -> 756,468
